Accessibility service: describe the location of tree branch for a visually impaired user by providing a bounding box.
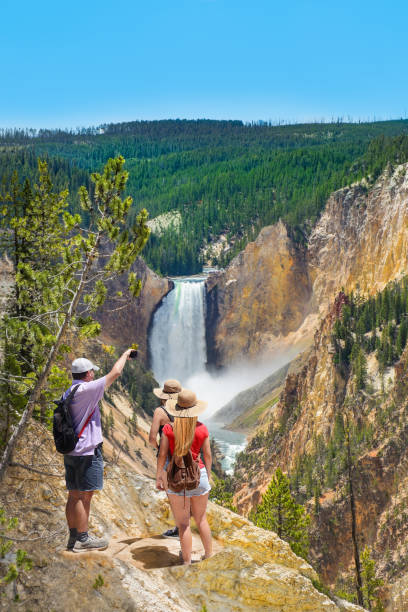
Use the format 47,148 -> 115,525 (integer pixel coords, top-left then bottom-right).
8,462 -> 63,477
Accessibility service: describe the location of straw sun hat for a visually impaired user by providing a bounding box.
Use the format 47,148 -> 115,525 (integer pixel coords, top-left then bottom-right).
153,379 -> 182,400
165,389 -> 207,418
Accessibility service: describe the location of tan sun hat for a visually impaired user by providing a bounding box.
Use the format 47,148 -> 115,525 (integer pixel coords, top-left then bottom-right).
165,389 -> 207,418
153,379 -> 182,400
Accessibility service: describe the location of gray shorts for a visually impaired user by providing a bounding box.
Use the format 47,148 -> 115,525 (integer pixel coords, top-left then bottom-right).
64,446 -> 103,491
167,467 -> 211,497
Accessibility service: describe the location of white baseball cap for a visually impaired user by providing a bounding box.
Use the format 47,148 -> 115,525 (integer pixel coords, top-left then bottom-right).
71,357 -> 100,374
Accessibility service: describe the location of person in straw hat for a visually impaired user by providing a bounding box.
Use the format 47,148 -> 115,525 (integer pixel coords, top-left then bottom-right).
156,389 -> 212,564
149,379 -> 183,538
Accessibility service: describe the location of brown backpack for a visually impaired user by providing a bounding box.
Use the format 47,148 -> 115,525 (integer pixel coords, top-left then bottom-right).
166,448 -> 201,494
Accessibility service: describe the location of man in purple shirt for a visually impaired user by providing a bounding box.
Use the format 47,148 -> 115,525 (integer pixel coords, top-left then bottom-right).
64,348 -> 133,552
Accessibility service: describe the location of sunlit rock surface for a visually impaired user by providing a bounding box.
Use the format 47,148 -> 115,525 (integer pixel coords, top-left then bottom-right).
206,164 -> 408,368
0,421 -> 363,611
309,163 -> 408,310
206,221 -> 312,367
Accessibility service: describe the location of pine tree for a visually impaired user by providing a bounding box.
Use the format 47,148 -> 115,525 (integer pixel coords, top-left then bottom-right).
361,546 -> 384,611
0,162 -> 74,441
252,468 -> 310,559
0,156 -> 150,480
396,319 -> 408,357
0,506 -> 32,599
351,344 -> 367,391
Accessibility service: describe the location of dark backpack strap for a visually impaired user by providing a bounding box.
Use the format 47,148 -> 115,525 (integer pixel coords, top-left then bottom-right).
162,407 -> 174,423
67,384 -> 94,439
55,384 -> 80,406
70,384 -> 81,395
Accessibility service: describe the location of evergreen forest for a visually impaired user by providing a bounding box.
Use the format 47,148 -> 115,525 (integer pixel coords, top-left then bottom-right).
2,119 -> 408,275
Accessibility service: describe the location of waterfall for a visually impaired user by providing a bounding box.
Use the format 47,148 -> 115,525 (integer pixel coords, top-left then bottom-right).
149,276 -> 249,474
149,278 -> 207,384
149,274 -> 289,419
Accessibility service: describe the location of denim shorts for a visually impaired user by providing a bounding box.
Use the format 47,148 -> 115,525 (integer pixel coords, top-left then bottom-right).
167,467 -> 211,497
64,446 -> 103,491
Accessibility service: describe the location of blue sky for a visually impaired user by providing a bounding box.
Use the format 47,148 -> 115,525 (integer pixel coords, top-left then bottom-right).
1,0 -> 407,128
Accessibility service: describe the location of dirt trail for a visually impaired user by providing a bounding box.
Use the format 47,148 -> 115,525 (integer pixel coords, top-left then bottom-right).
62,531 -> 224,570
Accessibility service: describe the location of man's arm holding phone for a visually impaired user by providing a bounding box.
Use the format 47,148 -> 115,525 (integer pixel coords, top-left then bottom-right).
105,348 -> 134,388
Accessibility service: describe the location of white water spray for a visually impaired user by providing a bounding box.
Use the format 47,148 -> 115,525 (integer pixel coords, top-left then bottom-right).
150,278 -> 207,384
149,276 -> 294,418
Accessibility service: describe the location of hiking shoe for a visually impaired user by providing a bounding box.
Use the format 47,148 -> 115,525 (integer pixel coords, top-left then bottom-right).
72,534 -> 108,553
162,526 -> 179,538
67,534 -> 77,550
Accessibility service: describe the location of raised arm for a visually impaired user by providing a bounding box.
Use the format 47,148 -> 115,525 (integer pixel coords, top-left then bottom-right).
201,436 -> 212,479
105,348 -> 133,388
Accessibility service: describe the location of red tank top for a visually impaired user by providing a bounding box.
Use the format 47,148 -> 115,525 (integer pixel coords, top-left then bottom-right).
163,421 -> 208,469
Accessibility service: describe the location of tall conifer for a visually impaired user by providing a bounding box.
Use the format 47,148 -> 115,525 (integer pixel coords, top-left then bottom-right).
252,467 -> 310,559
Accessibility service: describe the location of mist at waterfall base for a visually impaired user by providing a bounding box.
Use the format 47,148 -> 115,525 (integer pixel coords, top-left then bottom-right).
149,278 -> 293,474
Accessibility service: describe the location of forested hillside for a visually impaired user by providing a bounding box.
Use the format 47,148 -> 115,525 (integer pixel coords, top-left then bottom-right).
2,119 -> 408,274
235,278 -> 408,501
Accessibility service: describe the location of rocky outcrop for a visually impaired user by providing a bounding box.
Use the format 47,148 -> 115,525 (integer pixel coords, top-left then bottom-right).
0,420 -> 364,611
308,163 -> 408,311
95,256 -> 173,365
206,163 -> 408,368
206,221 -> 312,367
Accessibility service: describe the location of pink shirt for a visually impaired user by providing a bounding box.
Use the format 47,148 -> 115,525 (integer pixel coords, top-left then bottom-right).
64,376 -> 106,456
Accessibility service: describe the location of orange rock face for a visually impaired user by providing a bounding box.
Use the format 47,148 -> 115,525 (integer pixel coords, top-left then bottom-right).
206,221 -> 312,366
308,163 -> 408,311
206,163 -> 408,368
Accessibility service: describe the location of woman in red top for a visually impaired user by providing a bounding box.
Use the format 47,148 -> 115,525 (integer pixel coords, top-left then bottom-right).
156,389 -> 212,565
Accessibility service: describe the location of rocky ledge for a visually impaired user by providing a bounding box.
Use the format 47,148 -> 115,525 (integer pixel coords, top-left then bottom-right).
0,421 -> 363,611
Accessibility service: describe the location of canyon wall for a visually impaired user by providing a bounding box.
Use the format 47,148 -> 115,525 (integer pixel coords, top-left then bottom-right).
231,293 -> 408,609
309,163 -> 408,310
96,256 -> 173,365
233,291 -> 408,609
206,163 -> 408,368
207,164 -> 408,608
206,221 -> 312,367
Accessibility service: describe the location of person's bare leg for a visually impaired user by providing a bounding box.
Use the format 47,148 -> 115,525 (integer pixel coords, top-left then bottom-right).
168,494 -> 192,563
81,491 -> 94,526
66,490 -> 94,532
191,493 -> 212,558
162,469 -> 168,491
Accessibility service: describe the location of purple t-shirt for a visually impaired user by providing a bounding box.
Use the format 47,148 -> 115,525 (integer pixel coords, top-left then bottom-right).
64,376 -> 106,456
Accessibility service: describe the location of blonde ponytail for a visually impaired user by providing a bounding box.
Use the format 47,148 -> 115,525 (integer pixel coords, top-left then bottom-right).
173,416 -> 197,456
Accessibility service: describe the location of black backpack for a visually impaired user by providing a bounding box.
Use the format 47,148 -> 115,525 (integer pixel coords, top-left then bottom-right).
52,385 -> 86,454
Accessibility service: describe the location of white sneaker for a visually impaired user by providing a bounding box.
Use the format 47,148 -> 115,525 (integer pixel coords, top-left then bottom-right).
72,534 -> 108,552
